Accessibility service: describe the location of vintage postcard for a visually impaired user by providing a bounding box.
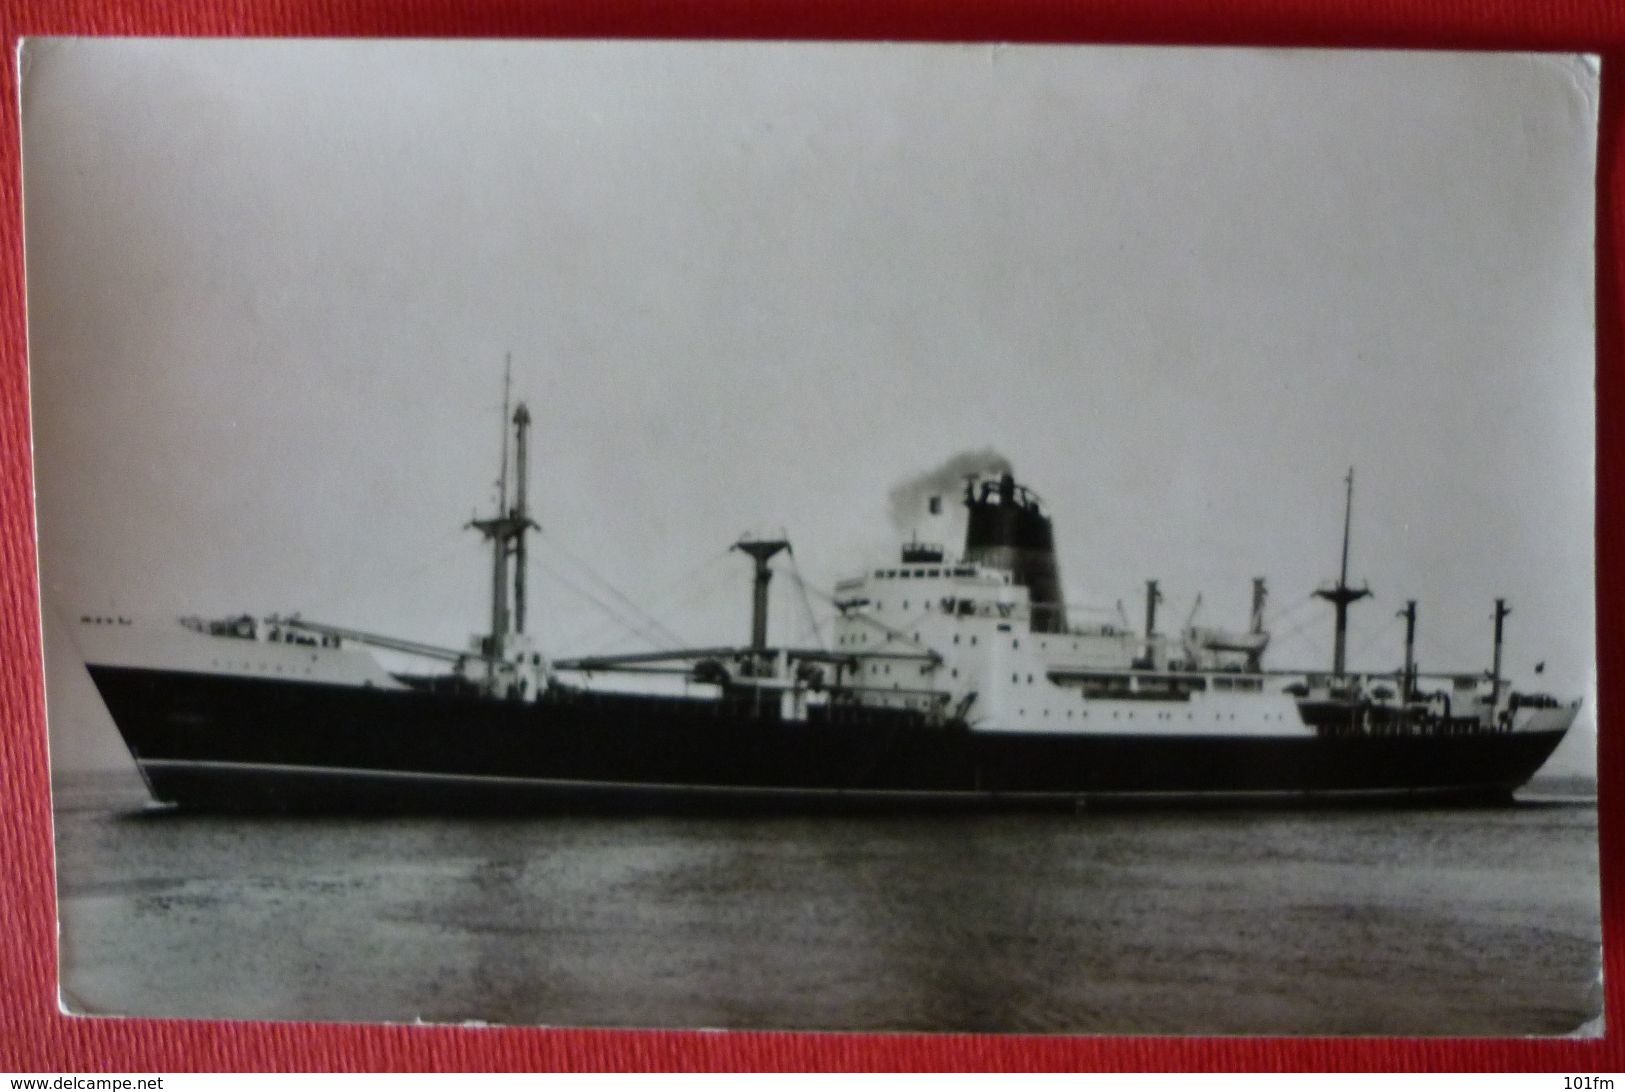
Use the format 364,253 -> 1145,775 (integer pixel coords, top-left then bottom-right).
23,39 -> 1600,1033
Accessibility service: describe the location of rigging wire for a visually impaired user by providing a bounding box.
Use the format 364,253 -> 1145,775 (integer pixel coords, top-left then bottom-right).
627,548 -> 737,625
1262,593 -> 1318,632
784,546 -> 828,652
574,550 -> 743,655
792,575 -> 938,656
576,557 -> 740,655
566,546 -> 738,654
541,562 -> 670,652
799,610 -> 838,649
1259,596 -> 1404,673
533,551 -> 676,652
1269,605 -> 1331,657
1346,613 -> 1404,668
539,532 -> 687,649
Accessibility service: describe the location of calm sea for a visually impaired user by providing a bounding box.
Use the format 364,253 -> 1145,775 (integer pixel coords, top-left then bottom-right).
51,768 -> 1601,1035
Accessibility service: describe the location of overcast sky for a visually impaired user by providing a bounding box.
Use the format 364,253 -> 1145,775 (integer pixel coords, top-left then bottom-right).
22,40 -> 1598,775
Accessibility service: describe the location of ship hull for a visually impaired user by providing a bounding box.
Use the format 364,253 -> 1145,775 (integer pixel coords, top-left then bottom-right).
88,666 -> 1572,813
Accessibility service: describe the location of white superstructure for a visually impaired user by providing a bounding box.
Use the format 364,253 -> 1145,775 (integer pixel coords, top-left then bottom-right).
832,558 -> 1311,737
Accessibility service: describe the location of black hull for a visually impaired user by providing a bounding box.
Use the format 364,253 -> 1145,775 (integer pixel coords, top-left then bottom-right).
88,666 -> 1570,813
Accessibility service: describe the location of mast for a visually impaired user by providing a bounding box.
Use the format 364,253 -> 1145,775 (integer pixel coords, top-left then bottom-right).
734,538 -> 790,650
1491,598 -> 1510,707
513,402 -> 533,634
1141,579 -> 1162,669
468,358 -> 538,670
493,361 -> 511,641
1313,467 -> 1372,676
1399,599 -> 1417,700
1248,577 -> 1268,672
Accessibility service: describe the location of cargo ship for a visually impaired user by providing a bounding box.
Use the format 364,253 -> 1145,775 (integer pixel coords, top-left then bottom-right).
73,393 -> 1580,811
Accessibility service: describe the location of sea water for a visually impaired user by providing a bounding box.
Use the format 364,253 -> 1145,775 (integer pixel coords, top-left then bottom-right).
51,769 -> 1601,1035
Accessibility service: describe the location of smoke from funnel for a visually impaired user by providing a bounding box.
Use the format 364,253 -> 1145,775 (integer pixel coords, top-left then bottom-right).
888,448 -> 1014,533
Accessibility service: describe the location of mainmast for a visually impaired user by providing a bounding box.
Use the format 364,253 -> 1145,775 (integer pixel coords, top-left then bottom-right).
1313,467 -> 1372,676
468,358 -> 539,670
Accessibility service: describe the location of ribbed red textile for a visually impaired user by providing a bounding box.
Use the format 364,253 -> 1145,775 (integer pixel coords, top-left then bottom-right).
1,1 -> 1622,1071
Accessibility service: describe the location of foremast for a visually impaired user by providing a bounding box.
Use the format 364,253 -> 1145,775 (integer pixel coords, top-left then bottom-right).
466,363 -> 543,697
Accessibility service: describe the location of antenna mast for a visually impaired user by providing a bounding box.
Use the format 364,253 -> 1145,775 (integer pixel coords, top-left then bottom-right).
1313,467 -> 1372,676
498,354 -> 511,521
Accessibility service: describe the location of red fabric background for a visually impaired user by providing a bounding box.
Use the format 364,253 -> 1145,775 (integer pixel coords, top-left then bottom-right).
1,0 -> 1621,1073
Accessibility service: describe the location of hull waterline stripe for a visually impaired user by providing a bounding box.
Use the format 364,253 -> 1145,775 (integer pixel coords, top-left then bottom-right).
137,758 -> 1523,802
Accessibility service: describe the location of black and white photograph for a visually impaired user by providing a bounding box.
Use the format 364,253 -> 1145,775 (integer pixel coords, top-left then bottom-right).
23,39 -> 1600,1034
